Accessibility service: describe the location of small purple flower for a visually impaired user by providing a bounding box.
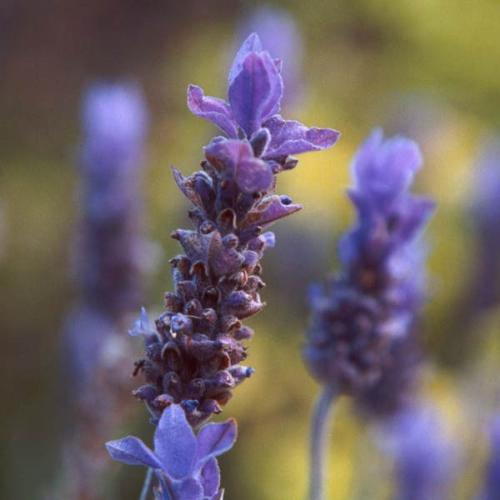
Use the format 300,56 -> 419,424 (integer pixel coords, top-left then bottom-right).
304,130 -> 435,395
187,33 -> 339,164
106,404 -> 236,499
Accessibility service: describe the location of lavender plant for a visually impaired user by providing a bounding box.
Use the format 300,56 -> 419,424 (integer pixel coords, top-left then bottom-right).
58,83 -> 149,500
107,34 -> 339,497
304,129 -> 435,500
107,404 -> 236,500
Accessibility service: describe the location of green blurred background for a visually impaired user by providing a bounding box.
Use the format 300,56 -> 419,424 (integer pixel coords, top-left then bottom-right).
2,0 -> 500,498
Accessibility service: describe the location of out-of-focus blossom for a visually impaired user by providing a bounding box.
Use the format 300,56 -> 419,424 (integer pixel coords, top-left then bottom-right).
383,405 -> 455,500
78,83 -> 148,319
304,129 -> 435,395
478,416 -> 500,500
107,404 -> 236,500
237,7 -> 303,108
131,34 -> 339,428
469,138 -> 500,311
57,83 -> 149,500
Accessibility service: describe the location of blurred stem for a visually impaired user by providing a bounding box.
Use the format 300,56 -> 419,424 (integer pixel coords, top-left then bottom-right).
309,384 -> 338,500
139,468 -> 153,500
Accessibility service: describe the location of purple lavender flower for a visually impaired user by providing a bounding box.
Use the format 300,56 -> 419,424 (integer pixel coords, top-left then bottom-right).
478,416 -> 500,500
236,7 -> 303,107
106,404 -> 236,499
304,129 -> 435,395
131,34 -> 339,427
385,405 -> 455,500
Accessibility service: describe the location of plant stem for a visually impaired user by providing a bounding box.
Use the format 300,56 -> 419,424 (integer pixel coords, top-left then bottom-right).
139,468 -> 153,500
309,384 -> 338,500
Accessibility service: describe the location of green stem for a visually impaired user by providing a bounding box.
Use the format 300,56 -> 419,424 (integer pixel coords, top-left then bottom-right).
139,468 -> 153,500
309,384 -> 338,500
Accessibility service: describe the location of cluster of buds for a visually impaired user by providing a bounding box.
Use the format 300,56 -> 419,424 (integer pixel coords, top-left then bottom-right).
304,129 -> 434,395
130,34 -> 339,426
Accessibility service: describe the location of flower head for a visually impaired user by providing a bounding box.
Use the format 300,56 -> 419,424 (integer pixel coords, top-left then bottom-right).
106,404 -> 236,499
132,34 -> 339,426
304,130 -> 434,394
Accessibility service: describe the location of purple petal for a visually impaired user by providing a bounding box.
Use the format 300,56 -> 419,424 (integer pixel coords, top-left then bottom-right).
187,85 -> 238,138
154,404 -> 197,479
200,458 -> 221,497
106,437 -> 163,469
228,51 -> 283,137
241,194 -> 302,229
196,418 -> 237,464
228,33 -> 263,85
264,116 -> 340,157
128,307 -> 153,337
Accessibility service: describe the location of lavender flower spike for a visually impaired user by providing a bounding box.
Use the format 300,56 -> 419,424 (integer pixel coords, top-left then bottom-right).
107,404 -> 236,499
188,33 -> 339,165
132,33 -> 339,428
305,129 -> 435,395
304,130 -> 435,500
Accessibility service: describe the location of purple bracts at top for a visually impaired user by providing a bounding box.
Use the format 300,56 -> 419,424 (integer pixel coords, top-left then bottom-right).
478,416 -> 500,500
107,404 -> 236,499
131,34 -> 339,427
237,7 -> 302,107
187,33 -> 338,160
304,130 -> 435,394
78,83 -> 148,319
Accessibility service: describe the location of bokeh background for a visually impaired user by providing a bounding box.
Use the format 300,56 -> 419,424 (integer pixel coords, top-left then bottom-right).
2,0 -> 500,498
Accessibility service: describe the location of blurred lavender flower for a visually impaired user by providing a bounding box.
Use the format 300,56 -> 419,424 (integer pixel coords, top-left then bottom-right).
57,83 -> 149,500
304,130 -> 434,500
107,404 -> 236,500
304,129 -> 435,395
236,6 -> 303,108
384,405 -> 455,500
78,83 -> 148,319
478,416 -> 500,500
131,34 -> 339,428
469,138 -> 500,312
